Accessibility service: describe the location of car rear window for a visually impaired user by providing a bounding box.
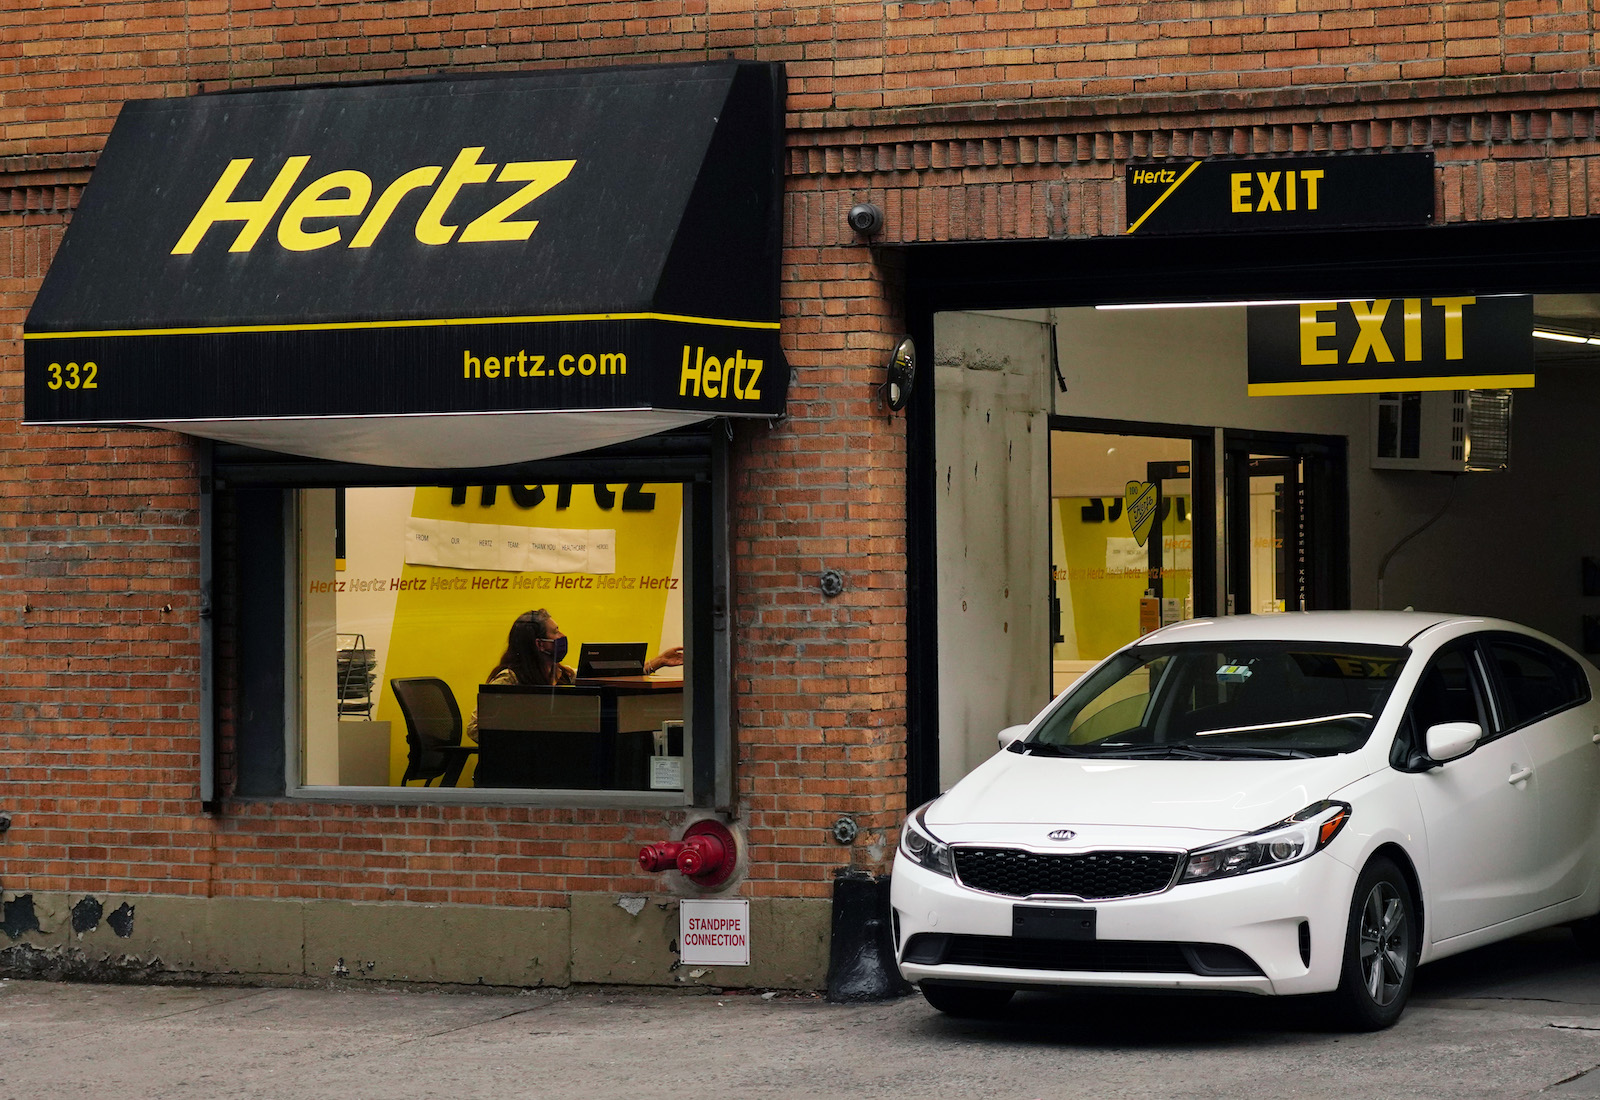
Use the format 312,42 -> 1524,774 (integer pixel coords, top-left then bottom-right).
1486,638 -> 1591,728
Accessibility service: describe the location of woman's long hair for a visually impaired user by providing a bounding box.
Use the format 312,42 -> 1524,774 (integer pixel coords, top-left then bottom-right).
489,609 -> 556,685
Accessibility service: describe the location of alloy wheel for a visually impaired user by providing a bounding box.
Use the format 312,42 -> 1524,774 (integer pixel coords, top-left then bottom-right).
1358,880 -> 1410,1006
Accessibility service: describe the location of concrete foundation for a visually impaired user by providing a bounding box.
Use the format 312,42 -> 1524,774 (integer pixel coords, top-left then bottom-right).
0,891 -> 832,992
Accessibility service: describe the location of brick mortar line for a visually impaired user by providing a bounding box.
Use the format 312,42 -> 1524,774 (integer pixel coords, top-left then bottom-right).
789,113 -> 1600,176
4,83 -> 1599,189
789,73 -> 1600,132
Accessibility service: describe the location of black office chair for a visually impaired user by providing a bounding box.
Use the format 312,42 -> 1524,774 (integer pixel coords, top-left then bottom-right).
391,677 -> 478,787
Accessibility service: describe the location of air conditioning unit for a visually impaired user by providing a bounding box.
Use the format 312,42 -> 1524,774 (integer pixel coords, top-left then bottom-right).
1370,389 -> 1512,472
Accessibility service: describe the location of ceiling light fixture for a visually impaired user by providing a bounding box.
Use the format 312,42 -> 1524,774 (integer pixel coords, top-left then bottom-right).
1533,328 -> 1600,346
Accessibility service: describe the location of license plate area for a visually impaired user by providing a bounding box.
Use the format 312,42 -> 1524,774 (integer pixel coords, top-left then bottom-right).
1013,904 -> 1097,941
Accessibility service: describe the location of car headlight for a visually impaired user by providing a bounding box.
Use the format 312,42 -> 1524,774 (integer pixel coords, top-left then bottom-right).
1180,801 -> 1351,884
898,803 -> 954,878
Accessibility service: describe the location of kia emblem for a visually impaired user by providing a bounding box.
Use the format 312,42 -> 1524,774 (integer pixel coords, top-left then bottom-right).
1047,829 -> 1076,841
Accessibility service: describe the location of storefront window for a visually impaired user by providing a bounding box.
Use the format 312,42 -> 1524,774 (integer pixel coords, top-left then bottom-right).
295,482 -> 688,796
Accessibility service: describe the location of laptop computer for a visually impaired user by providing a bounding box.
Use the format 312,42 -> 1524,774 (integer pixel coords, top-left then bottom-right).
575,642 -> 648,679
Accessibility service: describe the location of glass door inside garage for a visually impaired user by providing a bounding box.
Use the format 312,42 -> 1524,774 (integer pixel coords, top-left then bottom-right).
1049,429 -> 1204,694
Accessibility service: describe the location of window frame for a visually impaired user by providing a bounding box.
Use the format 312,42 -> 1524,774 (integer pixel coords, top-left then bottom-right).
221,431 -> 732,811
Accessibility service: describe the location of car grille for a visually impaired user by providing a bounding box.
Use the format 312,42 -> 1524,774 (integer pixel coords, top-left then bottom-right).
903,934 -> 1262,977
952,847 -> 1182,900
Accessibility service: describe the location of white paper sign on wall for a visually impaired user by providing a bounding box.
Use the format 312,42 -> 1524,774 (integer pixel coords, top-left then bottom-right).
679,898 -> 750,966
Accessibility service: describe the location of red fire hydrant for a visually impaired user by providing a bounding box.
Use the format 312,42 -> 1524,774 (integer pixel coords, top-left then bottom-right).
638,819 -> 738,888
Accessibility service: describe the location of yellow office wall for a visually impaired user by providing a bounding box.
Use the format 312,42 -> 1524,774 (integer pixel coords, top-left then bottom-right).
336,485 -> 684,785
1054,496 -> 1192,662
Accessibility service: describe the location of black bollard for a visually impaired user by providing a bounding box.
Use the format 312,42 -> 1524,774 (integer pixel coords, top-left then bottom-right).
825,868 -> 913,1003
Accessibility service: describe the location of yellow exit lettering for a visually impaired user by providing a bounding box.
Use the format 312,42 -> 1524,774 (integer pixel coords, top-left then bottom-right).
1298,298 -> 1477,365
1231,169 -> 1324,214
172,150 -> 576,254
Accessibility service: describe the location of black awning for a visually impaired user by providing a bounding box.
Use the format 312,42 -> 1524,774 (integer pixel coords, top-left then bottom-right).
24,62 -> 785,467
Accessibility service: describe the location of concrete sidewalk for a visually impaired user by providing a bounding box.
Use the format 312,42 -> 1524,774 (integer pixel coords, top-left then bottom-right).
4,929 -> 1600,1099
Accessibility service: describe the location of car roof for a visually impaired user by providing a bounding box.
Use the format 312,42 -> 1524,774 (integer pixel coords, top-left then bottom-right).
1135,610 -> 1492,649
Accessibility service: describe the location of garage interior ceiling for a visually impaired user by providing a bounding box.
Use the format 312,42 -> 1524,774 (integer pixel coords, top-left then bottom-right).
1533,294 -> 1600,364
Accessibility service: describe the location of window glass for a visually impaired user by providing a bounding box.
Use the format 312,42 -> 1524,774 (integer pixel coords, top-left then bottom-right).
1049,431 -> 1195,696
1488,639 -> 1589,728
297,483 -> 688,795
1394,645 -> 1488,770
1065,660 -> 1165,744
1406,647 -> 1486,735
1027,642 -> 1405,758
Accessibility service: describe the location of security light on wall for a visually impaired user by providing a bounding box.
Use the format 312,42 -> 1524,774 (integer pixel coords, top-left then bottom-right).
883,335 -> 917,412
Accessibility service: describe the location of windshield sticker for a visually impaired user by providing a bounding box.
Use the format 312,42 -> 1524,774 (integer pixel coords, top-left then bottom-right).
1216,663 -> 1253,683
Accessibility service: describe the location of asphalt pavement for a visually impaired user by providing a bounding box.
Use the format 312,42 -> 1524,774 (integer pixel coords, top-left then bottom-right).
3,927 -> 1600,1099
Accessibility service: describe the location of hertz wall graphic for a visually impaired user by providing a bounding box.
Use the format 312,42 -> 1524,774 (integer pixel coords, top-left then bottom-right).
23,62 -> 786,465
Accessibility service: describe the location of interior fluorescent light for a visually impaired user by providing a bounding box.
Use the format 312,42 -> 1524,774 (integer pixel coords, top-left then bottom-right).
1098,294 -> 1534,312
1094,299 -> 1343,310
1533,328 -> 1600,346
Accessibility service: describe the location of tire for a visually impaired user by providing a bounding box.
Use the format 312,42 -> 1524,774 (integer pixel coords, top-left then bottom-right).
919,981 -> 1014,1018
1327,856 -> 1419,1031
1571,915 -> 1600,955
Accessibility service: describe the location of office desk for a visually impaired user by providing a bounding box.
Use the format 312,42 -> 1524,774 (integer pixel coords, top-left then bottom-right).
475,679 -> 683,790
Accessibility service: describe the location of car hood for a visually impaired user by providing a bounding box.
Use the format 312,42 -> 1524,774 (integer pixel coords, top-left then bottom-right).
925,748 -> 1378,841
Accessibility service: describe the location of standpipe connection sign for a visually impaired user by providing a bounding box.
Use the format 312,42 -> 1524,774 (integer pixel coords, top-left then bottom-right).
1247,296 -> 1534,396
1125,152 -> 1434,235
24,63 -> 787,429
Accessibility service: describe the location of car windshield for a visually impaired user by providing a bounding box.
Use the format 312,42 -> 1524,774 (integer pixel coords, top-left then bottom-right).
1024,640 -> 1409,758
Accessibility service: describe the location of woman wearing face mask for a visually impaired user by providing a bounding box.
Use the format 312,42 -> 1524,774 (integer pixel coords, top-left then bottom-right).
465,609 -> 574,740
492,608 -> 576,688
466,609 -> 685,737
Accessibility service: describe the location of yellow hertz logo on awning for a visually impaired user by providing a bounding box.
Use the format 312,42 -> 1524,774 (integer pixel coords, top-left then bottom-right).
171,148 -> 575,254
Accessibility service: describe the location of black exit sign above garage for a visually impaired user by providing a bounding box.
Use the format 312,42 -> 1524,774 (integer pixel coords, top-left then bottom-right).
1124,152 -> 1434,235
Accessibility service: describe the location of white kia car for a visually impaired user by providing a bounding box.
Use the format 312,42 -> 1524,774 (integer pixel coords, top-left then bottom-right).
893,612 -> 1600,1029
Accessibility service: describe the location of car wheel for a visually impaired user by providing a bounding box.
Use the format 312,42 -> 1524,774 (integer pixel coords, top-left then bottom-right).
1571,915 -> 1600,955
919,981 -> 1014,1018
1328,856 -> 1418,1031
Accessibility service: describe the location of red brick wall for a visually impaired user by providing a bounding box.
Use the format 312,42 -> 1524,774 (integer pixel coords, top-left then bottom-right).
3,0 -> 1600,914
6,2 -> 1598,149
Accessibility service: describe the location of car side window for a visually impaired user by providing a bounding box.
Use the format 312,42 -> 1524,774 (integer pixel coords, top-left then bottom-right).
1486,637 -> 1591,729
1393,644 -> 1491,769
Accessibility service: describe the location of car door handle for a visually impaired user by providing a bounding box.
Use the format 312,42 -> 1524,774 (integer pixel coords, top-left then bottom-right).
1508,766 -> 1534,785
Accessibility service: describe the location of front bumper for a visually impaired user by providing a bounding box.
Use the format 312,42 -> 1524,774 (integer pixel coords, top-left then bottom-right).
890,849 -> 1358,997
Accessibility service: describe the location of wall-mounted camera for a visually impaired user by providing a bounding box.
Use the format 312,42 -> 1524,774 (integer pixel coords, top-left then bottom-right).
847,202 -> 884,236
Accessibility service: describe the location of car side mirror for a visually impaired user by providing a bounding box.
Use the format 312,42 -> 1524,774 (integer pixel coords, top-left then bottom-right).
1425,721 -> 1482,763
997,724 -> 1029,750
